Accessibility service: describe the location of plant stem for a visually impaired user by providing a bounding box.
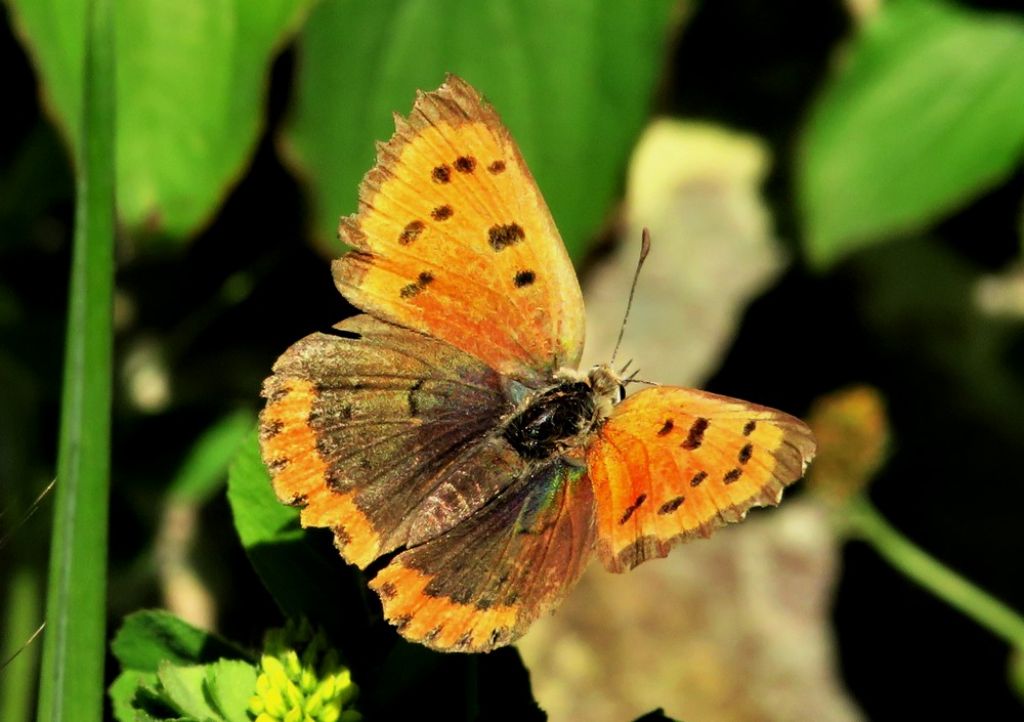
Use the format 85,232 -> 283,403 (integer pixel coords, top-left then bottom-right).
1,568 -> 43,722
845,496 -> 1024,648
36,0 -> 116,718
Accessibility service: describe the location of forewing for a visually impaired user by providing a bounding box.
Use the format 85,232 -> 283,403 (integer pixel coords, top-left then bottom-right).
333,75 -> 585,382
259,314 -> 524,568
370,460 -> 595,653
587,387 -> 816,573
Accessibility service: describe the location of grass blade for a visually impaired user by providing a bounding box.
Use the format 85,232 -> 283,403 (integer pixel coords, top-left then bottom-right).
36,0 -> 116,718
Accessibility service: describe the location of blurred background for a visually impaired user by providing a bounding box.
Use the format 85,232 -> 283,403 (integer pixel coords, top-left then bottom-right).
2,0 -> 1024,720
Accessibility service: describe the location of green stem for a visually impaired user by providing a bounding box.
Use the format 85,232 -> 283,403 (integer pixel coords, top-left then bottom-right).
36,0 -> 116,719
845,496 -> 1024,648
1,568 -> 43,722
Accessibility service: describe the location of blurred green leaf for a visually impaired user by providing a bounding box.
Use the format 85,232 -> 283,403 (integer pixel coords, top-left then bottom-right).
169,408 -> 254,503
227,432 -> 369,643
204,660 -> 258,722
108,670 -> 152,722
799,0 -> 1024,269
109,612 -> 252,722
156,663 -> 220,720
226,430 -> 303,548
283,0 -> 677,259
111,610 -> 247,672
8,0 -> 311,241
113,663 -> 257,722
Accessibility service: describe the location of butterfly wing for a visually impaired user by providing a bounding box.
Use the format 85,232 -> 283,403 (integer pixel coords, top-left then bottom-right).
586,387 -> 816,573
370,459 -> 595,652
333,74 -> 585,382
260,314 -> 529,568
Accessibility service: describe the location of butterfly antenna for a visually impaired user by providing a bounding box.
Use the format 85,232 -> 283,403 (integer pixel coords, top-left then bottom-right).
620,366 -> 660,387
610,228 -> 652,367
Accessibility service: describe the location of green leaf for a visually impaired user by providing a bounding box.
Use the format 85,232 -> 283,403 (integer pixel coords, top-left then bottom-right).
131,679 -> 183,721
169,409 -> 255,503
36,0 -> 115,719
157,663 -> 221,721
204,660 -> 258,722
8,0 -> 312,241
111,610 -> 247,673
798,0 -> 1024,269
283,0 -> 677,260
227,432 -> 369,642
227,430 -> 304,548
108,671 -> 154,722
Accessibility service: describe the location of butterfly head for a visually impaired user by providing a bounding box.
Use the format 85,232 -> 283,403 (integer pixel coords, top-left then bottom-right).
584,362 -> 626,426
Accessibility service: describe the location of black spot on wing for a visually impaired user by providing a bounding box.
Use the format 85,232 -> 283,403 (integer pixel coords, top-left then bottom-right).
333,525 -> 351,547
657,419 -> 674,436
488,628 -> 507,647
619,494 -> 647,524
399,220 -> 425,245
432,164 -> 451,183
724,468 -> 743,484
400,271 -> 435,299
454,155 -> 476,173
681,417 -> 709,450
488,223 -> 525,251
431,205 -> 453,221
658,496 -> 685,514
513,270 -> 535,288
260,419 -> 284,440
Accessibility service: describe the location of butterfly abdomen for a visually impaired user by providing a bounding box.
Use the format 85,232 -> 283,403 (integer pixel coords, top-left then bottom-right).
502,381 -> 599,460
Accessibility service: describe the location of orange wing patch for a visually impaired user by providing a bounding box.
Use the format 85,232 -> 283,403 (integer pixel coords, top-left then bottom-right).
587,387 -> 816,572
370,563 -> 520,652
333,75 -> 585,381
260,377 -> 382,567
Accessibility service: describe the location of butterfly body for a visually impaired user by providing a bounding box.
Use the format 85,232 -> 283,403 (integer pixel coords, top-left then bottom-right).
502,365 -> 622,462
260,75 -> 816,653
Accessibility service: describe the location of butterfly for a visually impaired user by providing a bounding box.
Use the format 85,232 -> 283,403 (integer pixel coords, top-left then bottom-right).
259,75 -> 816,653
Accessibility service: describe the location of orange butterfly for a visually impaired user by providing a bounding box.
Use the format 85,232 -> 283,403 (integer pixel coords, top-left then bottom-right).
259,75 -> 816,653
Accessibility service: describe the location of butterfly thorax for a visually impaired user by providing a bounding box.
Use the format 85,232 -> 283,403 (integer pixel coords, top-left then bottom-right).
502,364 -> 623,461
